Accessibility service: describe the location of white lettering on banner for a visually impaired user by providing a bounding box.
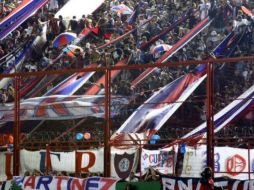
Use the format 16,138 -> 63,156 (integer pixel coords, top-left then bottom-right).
13,176 -> 118,190
182,146 -> 250,179
141,146 -> 177,175
162,177 -> 254,190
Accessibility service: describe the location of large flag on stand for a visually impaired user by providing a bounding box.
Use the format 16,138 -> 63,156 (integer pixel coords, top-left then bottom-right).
0,95 -> 129,122
182,84 -> 254,140
114,64 -> 207,139
131,17 -> 213,87
0,0 -> 48,40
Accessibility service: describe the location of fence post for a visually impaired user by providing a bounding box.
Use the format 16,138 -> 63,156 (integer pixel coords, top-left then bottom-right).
13,76 -> 21,176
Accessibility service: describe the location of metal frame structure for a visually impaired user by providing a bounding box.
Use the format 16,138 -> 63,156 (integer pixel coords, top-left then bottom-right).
0,55 -> 253,177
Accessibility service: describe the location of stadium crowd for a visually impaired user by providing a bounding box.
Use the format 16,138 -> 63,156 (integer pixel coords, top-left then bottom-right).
0,0 -> 253,147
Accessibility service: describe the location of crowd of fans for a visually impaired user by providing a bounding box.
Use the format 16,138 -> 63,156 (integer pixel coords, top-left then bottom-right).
0,0 -> 253,150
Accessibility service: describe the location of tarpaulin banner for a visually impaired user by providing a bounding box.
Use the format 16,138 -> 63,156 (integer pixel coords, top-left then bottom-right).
162,176 -> 254,190
13,176 -> 118,190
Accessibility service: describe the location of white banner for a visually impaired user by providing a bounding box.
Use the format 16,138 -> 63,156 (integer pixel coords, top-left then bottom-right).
181,145 -> 252,179
141,146 -> 177,175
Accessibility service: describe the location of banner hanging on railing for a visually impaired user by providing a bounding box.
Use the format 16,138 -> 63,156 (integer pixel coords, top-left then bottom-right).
162,176 -> 254,190
13,176 -> 118,190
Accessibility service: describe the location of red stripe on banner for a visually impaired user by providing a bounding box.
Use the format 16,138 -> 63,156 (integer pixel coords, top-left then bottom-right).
85,59 -> 127,95
20,77 -> 42,97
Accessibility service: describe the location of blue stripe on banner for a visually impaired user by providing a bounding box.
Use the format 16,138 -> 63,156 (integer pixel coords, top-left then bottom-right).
0,0 -> 48,40
0,0 -> 33,28
189,90 -> 254,137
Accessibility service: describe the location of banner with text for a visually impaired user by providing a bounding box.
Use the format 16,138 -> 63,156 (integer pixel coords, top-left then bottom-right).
162,176 -> 254,190
14,176 -> 118,190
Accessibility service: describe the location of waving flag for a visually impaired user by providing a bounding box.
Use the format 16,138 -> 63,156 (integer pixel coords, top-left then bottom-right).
52,32 -> 77,48
131,17 -> 213,87
115,64 -> 207,137
0,0 -> 48,40
182,84 -> 254,139
150,44 -> 172,55
111,4 -> 133,15
45,64 -> 98,96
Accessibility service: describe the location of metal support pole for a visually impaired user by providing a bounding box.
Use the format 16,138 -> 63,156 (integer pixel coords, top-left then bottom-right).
13,76 -> 21,175
206,62 -> 214,176
104,67 -> 111,177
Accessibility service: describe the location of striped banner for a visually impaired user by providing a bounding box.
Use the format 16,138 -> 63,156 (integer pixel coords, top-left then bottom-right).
0,0 -> 48,40
44,64 -> 98,96
115,64 -> 207,136
131,17 -> 213,87
85,59 -> 127,95
0,95 -> 129,121
182,84 -> 254,139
